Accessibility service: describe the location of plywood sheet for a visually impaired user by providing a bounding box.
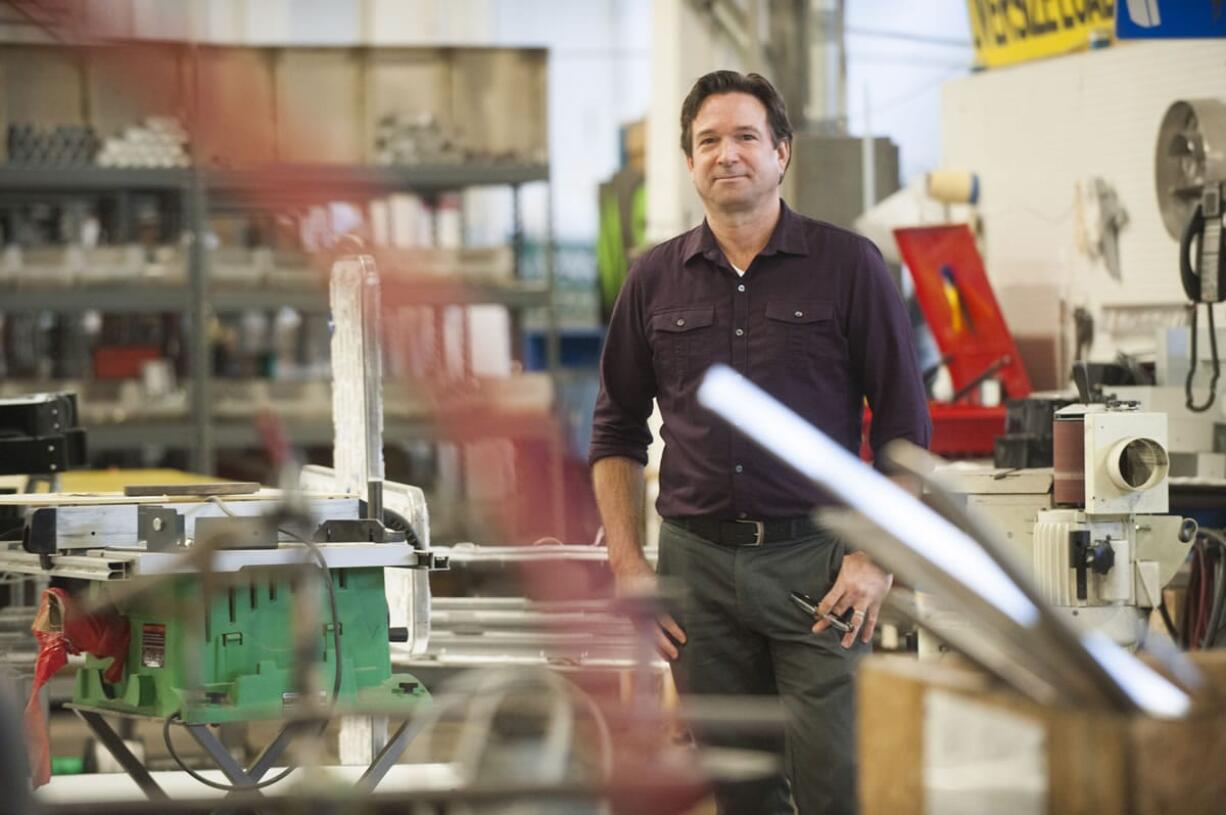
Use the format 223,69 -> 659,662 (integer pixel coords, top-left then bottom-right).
87,43 -> 182,138
857,654 -> 1226,815
3,46 -> 84,125
365,48 -> 450,163
194,46 -> 276,166
275,48 -> 363,164
450,48 -> 547,160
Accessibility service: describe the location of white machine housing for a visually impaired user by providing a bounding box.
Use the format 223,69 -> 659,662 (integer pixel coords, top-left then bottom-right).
1082,407 -> 1168,515
941,406 -> 1194,648
1031,405 -> 1192,645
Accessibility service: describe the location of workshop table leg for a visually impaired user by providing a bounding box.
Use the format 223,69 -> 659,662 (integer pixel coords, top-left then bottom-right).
75,710 -> 168,800
356,716 -> 428,792
185,723 -> 262,788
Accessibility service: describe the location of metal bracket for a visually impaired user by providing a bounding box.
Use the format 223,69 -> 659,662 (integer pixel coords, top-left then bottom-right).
74,709 -> 168,800
196,515 -> 278,550
417,551 -> 450,571
137,505 -> 184,552
313,518 -> 406,545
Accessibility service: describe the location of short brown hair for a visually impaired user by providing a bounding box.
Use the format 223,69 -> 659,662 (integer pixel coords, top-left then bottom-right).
680,71 -> 793,157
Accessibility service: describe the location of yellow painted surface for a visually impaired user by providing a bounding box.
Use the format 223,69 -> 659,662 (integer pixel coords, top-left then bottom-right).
967,0 -> 1116,69
5,469 -> 230,495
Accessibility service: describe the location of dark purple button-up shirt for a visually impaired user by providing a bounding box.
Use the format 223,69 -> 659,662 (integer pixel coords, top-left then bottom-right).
590,201 -> 931,520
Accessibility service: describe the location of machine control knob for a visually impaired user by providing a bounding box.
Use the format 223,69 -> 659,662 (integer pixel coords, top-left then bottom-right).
1180,518 -> 1199,543
1069,531 -> 1115,601
1087,540 -> 1115,575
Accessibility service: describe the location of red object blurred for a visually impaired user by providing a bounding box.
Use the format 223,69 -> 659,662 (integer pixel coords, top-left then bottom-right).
894,225 -> 1032,401
92,345 -> 162,380
24,588 -> 130,787
862,404 -> 1006,460
874,224 -> 1031,459
928,403 -> 1007,457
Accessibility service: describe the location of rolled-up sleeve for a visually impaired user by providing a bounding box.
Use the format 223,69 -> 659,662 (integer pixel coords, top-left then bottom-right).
589,261 -> 656,467
846,240 -> 932,459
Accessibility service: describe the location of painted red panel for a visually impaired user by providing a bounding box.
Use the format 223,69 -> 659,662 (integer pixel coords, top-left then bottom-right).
894,225 -> 1032,401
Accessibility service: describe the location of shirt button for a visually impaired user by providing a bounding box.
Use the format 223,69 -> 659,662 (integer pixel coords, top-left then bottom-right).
737,284 -> 746,293
734,464 -> 744,473
676,318 -> 686,327
794,310 -> 804,318
735,328 -> 744,337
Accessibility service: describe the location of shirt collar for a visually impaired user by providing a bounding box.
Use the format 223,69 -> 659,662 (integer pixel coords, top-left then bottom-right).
681,199 -> 809,266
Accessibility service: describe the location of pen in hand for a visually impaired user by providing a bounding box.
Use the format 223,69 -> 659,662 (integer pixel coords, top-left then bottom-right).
789,590 -> 852,633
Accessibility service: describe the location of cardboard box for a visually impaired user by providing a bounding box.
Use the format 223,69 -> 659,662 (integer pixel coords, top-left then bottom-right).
858,653 -> 1226,815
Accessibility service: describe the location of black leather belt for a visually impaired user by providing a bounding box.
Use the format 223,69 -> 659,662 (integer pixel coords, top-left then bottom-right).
668,516 -> 822,547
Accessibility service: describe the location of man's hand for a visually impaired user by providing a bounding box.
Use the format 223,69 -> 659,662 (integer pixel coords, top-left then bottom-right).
811,551 -> 892,649
612,556 -> 687,661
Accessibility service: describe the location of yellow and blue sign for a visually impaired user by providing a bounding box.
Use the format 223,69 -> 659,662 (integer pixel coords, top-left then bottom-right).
1116,0 -> 1226,39
967,0 -> 1117,68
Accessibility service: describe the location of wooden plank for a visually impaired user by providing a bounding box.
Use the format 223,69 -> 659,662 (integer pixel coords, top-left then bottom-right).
123,481 -> 260,497
2,45 -> 85,126
858,653 -> 1226,815
59,469 -> 225,493
857,656 -> 936,815
364,48 -> 450,164
0,488 -> 351,507
450,48 -> 548,161
87,43 -> 182,139
194,46 -> 277,166
275,48 -> 363,164
1130,711 -> 1226,813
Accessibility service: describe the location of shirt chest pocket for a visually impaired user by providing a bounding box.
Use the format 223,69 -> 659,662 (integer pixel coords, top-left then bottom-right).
651,306 -> 716,382
765,299 -> 844,362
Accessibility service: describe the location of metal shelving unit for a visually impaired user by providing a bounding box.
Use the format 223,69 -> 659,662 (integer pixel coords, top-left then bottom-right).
0,162 -> 560,482
0,163 -> 548,195
87,414 -> 560,452
0,280 -> 551,313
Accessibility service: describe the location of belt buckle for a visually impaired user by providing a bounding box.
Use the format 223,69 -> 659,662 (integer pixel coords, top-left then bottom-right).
734,519 -> 765,546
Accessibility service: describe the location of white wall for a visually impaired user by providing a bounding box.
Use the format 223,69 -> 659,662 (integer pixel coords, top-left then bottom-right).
941,40 -> 1226,362
645,0 -> 747,242
845,0 -> 973,186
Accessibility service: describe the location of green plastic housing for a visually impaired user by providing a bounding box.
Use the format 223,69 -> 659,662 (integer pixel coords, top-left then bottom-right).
74,567 -> 427,723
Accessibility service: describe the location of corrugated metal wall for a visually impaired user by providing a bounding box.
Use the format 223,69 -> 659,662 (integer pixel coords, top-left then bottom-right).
941,40 -> 1226,373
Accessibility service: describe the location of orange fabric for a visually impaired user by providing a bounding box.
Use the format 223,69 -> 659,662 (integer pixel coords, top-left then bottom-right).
24,588 -> 130,787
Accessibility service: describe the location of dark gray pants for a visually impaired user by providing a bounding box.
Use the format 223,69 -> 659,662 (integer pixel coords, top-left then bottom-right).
658,520 -> 864,815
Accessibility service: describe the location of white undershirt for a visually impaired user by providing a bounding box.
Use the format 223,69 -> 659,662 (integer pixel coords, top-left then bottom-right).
731,263 -> 746,277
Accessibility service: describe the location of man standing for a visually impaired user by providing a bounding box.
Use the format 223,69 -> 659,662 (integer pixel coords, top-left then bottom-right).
589,71 -> 930,815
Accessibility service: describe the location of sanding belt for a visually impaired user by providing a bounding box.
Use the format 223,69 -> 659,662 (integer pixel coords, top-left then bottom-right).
25,588 -> 129,787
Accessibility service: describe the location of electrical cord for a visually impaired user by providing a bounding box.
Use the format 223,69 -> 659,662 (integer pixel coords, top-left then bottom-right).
1158,599 -> 1180,643
278,525 -> 344,702
1194,543 -> 1210,648
161,498 -> 343,792
1199,528 -> 1226,649
162,714 -> 299,792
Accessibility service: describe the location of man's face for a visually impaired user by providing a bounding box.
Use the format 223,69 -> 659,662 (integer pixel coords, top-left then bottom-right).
686,92 -> 790,215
